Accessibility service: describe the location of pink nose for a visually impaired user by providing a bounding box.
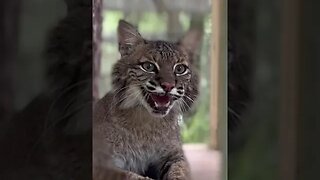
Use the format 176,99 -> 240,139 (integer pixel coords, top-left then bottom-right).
161,82 -> 175,92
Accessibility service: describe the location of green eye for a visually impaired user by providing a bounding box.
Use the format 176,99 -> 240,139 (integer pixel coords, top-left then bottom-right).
141,62 -> 156,72
174,64 -> 188,75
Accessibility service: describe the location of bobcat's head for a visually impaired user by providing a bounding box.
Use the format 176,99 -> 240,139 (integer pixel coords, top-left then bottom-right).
112,20 -> 201,117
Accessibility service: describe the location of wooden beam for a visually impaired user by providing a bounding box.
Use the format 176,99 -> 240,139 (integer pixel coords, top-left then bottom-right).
280,0 -> 301,179
211,0 -> 227,179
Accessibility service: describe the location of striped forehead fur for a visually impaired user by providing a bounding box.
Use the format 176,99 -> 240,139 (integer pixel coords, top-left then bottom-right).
145,40 -> 188,64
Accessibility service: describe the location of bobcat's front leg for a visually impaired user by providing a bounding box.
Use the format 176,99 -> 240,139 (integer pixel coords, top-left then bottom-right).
161,153 -> 191,180
94,165 -> 153,180
165,160 -> 191,180
127,171 -> 154,180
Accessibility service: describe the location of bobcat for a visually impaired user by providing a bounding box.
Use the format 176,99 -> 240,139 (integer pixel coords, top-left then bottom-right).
93,20 -> 200,180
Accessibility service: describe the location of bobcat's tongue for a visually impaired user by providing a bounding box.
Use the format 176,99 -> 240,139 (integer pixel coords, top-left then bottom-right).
150,94 -> 170,107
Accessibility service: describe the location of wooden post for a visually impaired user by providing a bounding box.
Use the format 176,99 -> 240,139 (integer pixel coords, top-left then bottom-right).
280,0 -> 301,179
211,0 -> 227,179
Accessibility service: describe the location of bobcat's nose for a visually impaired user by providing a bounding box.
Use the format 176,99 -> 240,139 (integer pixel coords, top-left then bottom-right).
161,82 -> 175,92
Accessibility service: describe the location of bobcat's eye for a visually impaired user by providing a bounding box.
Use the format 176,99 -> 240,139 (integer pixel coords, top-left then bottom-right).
141,62 -> 156,72
174,64 -> 188,75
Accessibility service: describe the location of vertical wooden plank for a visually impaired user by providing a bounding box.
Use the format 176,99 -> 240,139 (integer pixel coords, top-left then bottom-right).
210,1 -> 218,151
280,0 -> 301,179
211,0 -> 227,179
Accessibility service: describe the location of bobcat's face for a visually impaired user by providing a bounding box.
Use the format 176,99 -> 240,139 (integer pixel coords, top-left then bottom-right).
128,42 -> 192,117
112,20 -> 199,117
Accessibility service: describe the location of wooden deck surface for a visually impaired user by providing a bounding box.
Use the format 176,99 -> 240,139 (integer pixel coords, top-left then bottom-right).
183,144 -> 221,180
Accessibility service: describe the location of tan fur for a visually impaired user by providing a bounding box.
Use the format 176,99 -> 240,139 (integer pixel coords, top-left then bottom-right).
93,20 -> 201,180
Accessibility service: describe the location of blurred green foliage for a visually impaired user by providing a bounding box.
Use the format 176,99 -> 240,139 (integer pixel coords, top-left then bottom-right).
181,95 -> 210,143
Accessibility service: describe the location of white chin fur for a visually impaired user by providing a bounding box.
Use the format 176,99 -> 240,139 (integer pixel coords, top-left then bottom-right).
150,111 -> 168,118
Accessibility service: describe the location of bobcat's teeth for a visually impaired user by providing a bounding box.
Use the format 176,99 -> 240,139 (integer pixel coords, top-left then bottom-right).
165,101 -> 170,107
155,102 -> 159,107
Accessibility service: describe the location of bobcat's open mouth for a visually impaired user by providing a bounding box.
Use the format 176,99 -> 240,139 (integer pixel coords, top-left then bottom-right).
141,89 -> 173,116
147,93 -> 173,115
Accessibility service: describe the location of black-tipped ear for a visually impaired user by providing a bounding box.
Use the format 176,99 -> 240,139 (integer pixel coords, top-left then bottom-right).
177,29 -> 203,58
117,20 -> 143,56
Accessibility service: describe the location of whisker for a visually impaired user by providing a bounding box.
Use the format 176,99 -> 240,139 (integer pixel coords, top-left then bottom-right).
177,100 -> 187,114
107,84 -> 143,113
184,95 -> 195,103
228,107 -> 241,119
180,98 -> 191,113
105,90 -> 136,115
125,89 -> 141,107
112,83 -> 139,98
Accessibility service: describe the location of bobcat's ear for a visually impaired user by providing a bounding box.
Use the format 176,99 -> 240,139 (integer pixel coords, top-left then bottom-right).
177,29 -> 203,64
117,20 -> 143,56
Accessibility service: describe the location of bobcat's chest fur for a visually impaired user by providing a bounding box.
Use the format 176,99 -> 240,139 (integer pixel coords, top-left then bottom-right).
95,93 -> 181,175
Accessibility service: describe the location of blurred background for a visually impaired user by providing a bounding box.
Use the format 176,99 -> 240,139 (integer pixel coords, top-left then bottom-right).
0,0 -> 66,121
95,0 -> 224,179
1,0 -> 92,179
228,0 -> 320,180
